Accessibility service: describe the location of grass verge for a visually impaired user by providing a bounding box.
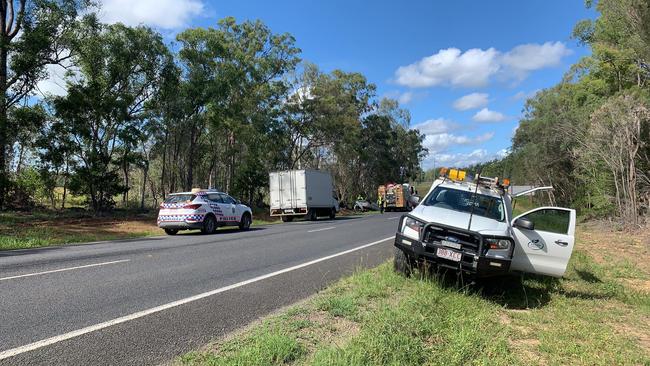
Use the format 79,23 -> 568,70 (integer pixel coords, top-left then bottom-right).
177,224 -> 650,366
0,208 -> 376,251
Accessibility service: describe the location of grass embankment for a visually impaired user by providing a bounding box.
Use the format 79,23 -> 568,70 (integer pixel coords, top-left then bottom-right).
0,208 -> 373,251
178,223 -> 650,366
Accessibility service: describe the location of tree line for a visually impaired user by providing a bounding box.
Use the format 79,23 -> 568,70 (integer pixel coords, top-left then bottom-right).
468,0 -> 650,227
0,1 -> 427,212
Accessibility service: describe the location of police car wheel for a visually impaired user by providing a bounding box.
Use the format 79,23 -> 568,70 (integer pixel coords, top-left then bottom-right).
201,215 -> 217,234
239,213 -> 251,230
394,247 -> 412,277
164,229 -> 178,235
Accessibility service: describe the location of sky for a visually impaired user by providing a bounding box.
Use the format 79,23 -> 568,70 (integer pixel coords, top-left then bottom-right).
39,0 -> 597,169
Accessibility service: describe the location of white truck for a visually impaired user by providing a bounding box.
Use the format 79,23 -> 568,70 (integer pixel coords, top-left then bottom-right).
269,170 -> 339,222
394,170 -> 576,279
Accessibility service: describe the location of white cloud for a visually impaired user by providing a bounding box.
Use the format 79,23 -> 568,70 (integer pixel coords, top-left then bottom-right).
512,89 -> 540,101
453,93 -> 489,111
423,132 -> 494,153
472,108 -> 508,123
395,48 -> 500,88
35,56 -> 80,98
98,0 -> 204,29
394,42 -> 571,88
424,149 -> 497,169
411,118 -> 458,135
502,42 -> 572,76
398,91 -> 413,105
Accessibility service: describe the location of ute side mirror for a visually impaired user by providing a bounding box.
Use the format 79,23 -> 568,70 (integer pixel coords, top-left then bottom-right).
514,218 -> 535,231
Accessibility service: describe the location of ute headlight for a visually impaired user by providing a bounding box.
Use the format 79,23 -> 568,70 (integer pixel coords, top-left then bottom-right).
402,216 -> 425,240
484,238 -> 512,250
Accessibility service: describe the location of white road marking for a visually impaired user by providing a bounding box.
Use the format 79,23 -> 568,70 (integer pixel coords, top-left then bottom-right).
307,226 -> 336,233
0,236 -> 394,361
387,217 -> 400,220
0,259 -> 131,282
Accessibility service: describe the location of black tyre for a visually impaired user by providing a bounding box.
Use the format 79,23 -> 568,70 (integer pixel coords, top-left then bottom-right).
308,209 -> 317,221
393,247 -> 412,277
329,207 -> 336,220
239,213 -> 252,230
281,215 -> 294,223
201,215 -> 217,234
164,229 -> 178,235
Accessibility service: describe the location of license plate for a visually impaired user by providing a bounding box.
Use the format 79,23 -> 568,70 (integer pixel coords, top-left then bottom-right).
436,248 -> 462,262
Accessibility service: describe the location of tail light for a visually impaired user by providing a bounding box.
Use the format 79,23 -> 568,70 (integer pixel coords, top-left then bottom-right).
183,204 -> 202,210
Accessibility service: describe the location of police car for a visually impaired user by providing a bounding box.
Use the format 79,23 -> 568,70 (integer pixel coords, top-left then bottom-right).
394,169 -> 576,279
157,189 -> 253,235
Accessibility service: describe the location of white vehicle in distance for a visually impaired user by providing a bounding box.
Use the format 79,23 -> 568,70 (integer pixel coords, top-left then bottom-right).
394,168 -> 576,279
157,188 -> 253,235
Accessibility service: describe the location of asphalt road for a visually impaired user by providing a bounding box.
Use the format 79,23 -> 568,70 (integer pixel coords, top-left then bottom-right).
0,212 -> 401,365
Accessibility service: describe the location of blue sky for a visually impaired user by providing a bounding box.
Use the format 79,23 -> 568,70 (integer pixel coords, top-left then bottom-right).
40,0 -> 597,169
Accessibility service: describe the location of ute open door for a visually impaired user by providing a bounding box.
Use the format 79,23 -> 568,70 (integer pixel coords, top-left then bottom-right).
510,207 -> 576,277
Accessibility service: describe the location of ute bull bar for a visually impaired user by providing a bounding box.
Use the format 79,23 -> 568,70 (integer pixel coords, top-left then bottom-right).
394,215 -> 511,278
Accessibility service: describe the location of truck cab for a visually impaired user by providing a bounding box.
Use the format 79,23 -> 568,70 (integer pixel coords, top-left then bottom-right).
394,170 -> 576,278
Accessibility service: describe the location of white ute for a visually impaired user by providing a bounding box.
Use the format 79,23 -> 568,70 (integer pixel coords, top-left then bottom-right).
157,189 -> 253,235
394,169 -> 576,278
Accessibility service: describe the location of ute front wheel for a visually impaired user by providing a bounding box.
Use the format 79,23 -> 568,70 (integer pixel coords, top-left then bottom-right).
394,247 -> 413,277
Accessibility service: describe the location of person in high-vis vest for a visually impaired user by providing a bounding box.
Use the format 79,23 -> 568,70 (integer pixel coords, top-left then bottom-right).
378,194 -> 385,214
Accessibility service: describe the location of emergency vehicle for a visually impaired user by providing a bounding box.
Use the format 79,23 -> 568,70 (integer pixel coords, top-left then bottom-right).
157,189 -> 253,235
394,168 -> 576,278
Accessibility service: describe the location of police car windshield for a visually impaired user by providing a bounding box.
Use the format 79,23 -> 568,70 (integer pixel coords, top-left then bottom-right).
164,194 -> 196,203
422,186 -> 505,222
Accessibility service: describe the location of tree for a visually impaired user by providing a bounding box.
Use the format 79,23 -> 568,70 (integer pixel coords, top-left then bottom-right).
46,19 -> 170,212
0,0 -> 87,208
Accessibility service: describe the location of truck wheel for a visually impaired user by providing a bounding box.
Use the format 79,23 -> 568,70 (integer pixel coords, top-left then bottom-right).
308,209 -> 317,221
281,216 -> 293,223
239,213 -> 251,230
164,229 -> 178,236
329,207 -> 336,220
394,247 -> 413,277
201,215 -> 217,234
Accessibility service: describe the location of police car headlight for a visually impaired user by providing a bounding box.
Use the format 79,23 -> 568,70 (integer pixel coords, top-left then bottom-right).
402,217 -> 425,240
484,237 -> 512,250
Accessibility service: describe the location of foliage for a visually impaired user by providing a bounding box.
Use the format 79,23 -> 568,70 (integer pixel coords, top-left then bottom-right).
465,0 -> 650,224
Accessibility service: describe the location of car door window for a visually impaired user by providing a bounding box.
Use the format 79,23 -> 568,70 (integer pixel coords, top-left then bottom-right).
222,195 -> 236,204
521,209 -> 570,234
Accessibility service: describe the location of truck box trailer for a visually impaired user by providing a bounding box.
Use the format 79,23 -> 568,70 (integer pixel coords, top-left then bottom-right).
269,170 -> 339,222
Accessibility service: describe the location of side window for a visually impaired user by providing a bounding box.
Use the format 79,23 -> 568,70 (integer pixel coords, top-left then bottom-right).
521,209 -> 570,234
218,194 -> 234,204
207,193 -> 223,203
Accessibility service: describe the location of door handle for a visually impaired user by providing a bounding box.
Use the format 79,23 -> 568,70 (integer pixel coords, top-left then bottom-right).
555,240 -> 568,247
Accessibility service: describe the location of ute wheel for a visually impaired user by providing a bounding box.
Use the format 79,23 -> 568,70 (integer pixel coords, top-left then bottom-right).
201,215 -> 217,234
329,207 -> 336,220
239,213 -> 251,230
281,215 -> 294,223
164,229 -> 178,236
394,247 -> 413,277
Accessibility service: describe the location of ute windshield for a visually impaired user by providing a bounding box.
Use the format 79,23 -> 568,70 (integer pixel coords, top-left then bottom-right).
422,186 -> 505,222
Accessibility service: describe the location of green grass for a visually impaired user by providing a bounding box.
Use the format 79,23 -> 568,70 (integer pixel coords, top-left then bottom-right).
176,227 -> 650,366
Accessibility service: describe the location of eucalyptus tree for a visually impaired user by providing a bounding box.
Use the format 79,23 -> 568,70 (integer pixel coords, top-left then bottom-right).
47,18 -> 171,212
0,0 -> 88,208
